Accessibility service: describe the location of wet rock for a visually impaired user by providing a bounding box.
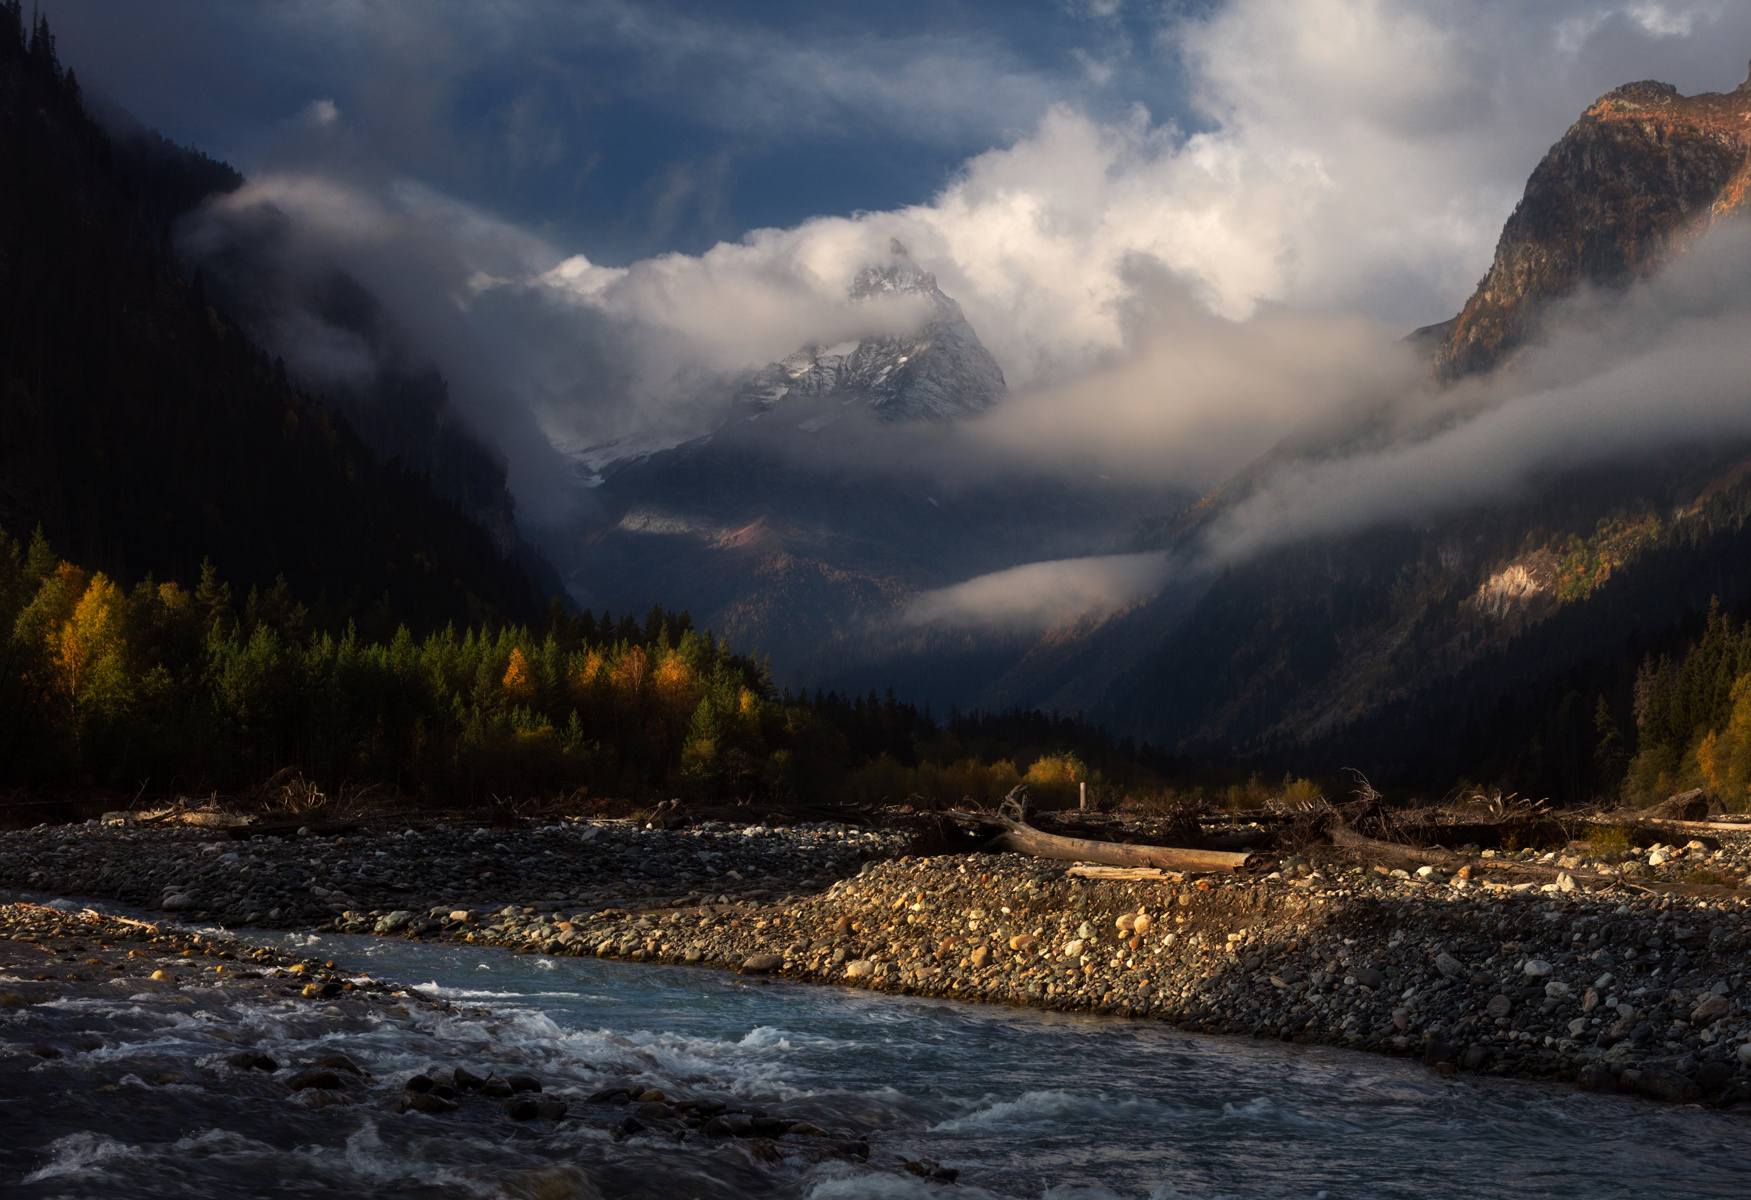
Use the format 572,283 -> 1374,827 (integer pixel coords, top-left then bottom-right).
744,1137 -> 784,1163
315,1052 -> 364,1076
1695,1061 -> 1736,1094
903,1158 -> 959,1182
834,1140 -> 871,1161
228,1051 -> 278,1071
589,1088 -> 633,1104
452,1065 -> 486,1091
705,1111 -> 755,1136
742,953 -> 784,973
535,1098 -> 568,1120
375,911 -> 415,934
506,1074 -> 542,1094
637,1101 -> 672,1119
1576,1063 -> 1616,1091
501,1096 -> 541,1121
406,1074 -> 435,1093
288,1070 -> 342,1092
611,1116 -> 645,1139
1636,1065 -> 1702,1103
407,1092 -> 459,1114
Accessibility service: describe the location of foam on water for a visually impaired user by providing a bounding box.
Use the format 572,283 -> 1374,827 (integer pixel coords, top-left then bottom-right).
7,900 -> 1751,1198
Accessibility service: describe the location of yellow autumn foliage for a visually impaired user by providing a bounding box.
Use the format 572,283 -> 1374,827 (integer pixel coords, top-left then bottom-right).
501,647 -> 536,706
1697,674 -> 1751,807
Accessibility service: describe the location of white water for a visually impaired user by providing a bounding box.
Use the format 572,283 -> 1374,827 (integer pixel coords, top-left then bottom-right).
5,907 -> 1751,1197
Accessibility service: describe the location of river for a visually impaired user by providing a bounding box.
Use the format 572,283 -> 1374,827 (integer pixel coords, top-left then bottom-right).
7,916 -> 1751,1198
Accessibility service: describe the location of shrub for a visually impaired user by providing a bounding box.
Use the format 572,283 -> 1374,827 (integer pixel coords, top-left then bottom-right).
1585,824 -> 1632,858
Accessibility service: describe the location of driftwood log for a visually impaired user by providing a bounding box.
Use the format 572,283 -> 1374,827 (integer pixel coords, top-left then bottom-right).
946,807 -> 1256,873
1066,865 -> 1180,881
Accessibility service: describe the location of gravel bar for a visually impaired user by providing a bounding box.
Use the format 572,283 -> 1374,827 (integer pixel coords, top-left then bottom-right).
8,815 -> 1751,1109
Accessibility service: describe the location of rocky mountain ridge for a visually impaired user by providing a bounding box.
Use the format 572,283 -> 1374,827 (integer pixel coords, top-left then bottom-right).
1431,65 -> 1751,380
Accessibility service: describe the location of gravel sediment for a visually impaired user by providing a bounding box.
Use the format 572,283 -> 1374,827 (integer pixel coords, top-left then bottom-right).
0,815 -> 904,923
8,814 -> 1751,1110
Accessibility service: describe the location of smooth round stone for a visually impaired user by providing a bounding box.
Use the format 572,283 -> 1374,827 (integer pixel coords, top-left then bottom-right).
1523,959 -> 1553,978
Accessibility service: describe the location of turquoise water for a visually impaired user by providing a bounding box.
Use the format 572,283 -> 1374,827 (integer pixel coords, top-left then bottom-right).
6,908 -> 1751,1198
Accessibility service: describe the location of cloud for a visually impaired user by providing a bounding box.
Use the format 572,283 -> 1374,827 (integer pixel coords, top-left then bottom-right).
153,0 -> 1751,565
184,171 -> 582,526
1200,221 -> 1751,563
967,266 -> 1423,482
902,552 -> 1171,632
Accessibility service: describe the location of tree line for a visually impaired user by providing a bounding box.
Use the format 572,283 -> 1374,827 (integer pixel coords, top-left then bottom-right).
0,528 -> 1187,807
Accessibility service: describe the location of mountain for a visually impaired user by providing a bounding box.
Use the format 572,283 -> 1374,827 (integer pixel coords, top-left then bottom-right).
1431,71 -> 1751,380
557,247 -> 1184,679
1067,64 -> 1751,800
0,7 -> 544,629
74,78 -> 562,596
733,245 -> 1006,425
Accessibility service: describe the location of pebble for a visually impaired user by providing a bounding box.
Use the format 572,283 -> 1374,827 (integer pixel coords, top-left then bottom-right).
13,810 -> 1751,1113
0,817 -> 906,928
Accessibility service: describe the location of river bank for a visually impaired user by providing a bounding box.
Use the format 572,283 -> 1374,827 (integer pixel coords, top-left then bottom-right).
7,814 -> 1751,1110
17,902 -> 1751,1198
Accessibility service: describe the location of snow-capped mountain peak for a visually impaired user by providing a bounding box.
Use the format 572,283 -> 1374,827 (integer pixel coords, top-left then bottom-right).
736,241 -> 1005,423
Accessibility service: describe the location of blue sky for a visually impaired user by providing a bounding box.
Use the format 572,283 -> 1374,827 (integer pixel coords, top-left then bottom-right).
44,0 -> 1212,264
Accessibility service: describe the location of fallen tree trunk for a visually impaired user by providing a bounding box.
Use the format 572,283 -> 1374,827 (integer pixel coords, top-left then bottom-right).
946,810 -> 1256,873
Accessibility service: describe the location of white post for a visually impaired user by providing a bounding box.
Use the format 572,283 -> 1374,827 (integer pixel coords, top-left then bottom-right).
1080,782 -> 1087,811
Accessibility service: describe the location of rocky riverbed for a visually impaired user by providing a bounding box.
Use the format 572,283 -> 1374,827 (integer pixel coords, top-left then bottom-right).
0,815 -> 906,924
0,902 -> 883,1189
410,848 -> 1751,1110
8,813 -> 1751,1113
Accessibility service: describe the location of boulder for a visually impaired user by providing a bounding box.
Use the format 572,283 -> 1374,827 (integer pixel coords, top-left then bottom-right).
374,910 -> 415,935
1635,1065 -> 1702,1103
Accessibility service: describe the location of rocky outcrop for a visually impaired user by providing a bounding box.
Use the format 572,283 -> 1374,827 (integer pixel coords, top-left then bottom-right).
1435,65 -> 1751,380
734,243 -> 1006,423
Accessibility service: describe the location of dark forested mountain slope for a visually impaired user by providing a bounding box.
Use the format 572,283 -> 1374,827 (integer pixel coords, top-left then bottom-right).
81,76 -> 553,590
0,7 -> 542,630
1083,66 -> 1751,799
